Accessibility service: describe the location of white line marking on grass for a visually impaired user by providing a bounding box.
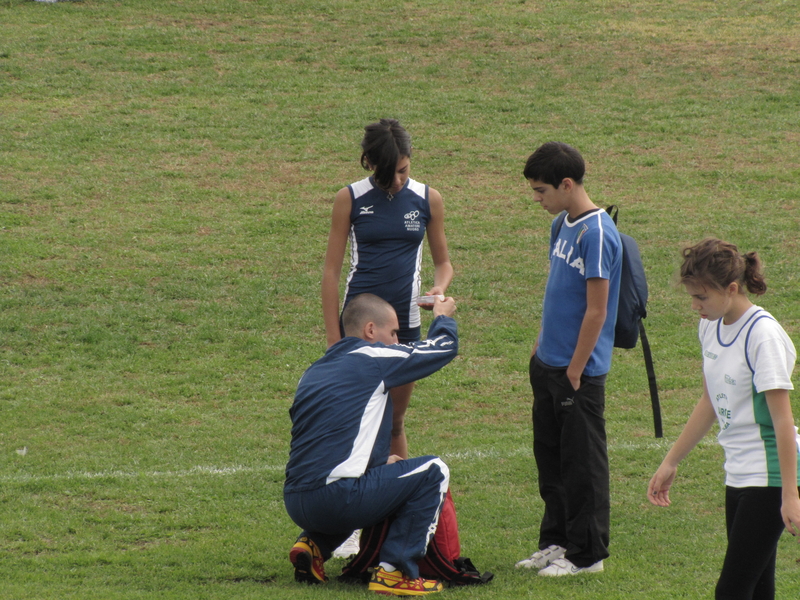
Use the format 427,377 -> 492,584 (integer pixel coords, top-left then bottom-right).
1,464 -> 284,484
440,438 -> 715,461
3,440 -> 715,485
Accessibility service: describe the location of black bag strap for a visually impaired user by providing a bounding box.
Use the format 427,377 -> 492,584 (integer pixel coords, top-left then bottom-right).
638,320 -> 662,438
605,204 -> 619,224
552,210 -> 567,245
338,522 -> 388,584
420,541 -> 494,586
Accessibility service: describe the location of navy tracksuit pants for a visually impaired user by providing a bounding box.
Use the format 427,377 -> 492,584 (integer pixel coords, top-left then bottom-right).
284,455 -> 449,579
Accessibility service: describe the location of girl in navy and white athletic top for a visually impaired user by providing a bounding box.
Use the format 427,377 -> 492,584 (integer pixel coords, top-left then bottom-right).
648,238 -> 800,600
343,175 -> 431,338
322,119 -> 453,460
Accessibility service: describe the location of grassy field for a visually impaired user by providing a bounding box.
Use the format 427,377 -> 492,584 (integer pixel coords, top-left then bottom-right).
1,0 -> 799,598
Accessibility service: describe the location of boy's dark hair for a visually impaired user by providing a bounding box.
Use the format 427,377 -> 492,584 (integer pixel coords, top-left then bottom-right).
360,118 -> 412,191
523,141 -> 585,187
342,293 -> 394,336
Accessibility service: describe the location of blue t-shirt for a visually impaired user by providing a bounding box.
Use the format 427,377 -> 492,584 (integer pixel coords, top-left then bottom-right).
343,177 -> 431,336
537,208 -> 622,377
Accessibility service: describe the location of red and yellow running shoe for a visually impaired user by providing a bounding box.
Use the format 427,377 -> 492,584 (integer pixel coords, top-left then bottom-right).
368,566 -> 443,596
289,536 -> 327,584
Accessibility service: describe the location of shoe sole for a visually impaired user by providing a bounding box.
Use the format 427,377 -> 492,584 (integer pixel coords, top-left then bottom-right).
368,582 -> 443,596
368,577 -> 443,596
290,548 -> 324,584
369,587 -> 441,596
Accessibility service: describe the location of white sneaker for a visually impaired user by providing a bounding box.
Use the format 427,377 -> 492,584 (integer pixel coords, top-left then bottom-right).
332,529 -> 361,559
538,557 -> 604,576
515,544 -> 566,569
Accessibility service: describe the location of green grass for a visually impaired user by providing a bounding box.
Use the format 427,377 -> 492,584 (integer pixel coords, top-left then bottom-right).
1,0 -> 799,598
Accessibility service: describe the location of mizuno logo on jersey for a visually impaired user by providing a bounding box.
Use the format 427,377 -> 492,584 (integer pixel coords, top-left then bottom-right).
360,205 -> 374,215
413,336 -> 454,353
417,336 -> 447,348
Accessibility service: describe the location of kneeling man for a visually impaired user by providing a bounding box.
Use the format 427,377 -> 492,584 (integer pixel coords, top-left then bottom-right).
284,293 -> 458,596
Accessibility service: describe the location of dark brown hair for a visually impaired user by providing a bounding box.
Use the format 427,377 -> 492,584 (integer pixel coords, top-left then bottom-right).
679,238 -> 767,296
360,118 -> 412,191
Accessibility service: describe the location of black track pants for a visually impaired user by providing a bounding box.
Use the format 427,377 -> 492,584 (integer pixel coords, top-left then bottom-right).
530,355 -> 610,568
715,486 -> 789,600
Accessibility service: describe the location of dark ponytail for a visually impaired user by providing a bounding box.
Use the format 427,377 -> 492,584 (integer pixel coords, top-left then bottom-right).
742,252 -> 767,295
360,119 -> 412,191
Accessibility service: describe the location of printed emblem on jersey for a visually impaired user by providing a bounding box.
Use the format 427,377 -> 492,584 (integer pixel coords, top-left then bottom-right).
704,350 -> 718,360
715,392 -> 732,430
359,205 -> 375,215
575,223 -> 589,244
552,239 -> 586,276
416,336 -> 444,349
404,209 -> 421,232
724,374 -> 736,385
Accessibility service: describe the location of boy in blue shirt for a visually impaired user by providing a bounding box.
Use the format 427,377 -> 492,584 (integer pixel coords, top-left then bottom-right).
516,142 -> 622,576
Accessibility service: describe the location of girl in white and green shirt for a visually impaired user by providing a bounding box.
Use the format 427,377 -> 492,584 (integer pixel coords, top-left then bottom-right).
648,238 -> 800,600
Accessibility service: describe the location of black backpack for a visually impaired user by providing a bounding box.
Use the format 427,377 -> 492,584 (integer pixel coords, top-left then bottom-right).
553,205 -> 662,437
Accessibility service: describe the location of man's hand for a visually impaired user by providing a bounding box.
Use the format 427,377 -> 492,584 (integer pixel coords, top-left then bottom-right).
387,455 -> 404,465
433,296 -> 456,318
419,286 -> 446,311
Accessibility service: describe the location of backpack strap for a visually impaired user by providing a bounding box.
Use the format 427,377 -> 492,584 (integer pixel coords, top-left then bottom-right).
551,211 -> 567,249
638,320 -> 662,438
338,521 -> 390,584
419,540 -> 494,586
605,204 -> 619,225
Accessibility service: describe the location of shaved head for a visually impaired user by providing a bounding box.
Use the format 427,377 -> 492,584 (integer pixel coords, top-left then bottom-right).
342,294 -> 396,337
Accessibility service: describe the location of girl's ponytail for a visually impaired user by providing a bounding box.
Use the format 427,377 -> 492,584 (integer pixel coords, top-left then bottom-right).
680,238 -> 767,296
742,252 -> 767,296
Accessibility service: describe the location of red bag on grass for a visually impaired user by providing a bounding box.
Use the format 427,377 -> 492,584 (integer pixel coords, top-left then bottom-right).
338,489 -> 493,586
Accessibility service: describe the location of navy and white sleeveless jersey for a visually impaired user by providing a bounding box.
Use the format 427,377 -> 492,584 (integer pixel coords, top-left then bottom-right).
699,305 -> 800,487
538,208 -> 622,376
284,316 -> 458,494
343,176 -> 431,335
